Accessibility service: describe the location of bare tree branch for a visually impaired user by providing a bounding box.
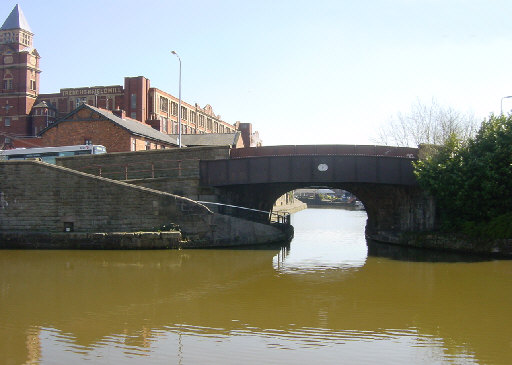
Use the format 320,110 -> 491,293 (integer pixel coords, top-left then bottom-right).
373,99 -> 479,147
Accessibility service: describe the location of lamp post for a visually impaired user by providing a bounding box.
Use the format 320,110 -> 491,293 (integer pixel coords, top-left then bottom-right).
501,95 -> 512,115
171,50 -> 182,148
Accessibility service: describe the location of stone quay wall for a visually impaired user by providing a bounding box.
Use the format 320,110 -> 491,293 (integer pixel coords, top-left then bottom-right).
0,160 -> 290,249
0,160 -> 212,237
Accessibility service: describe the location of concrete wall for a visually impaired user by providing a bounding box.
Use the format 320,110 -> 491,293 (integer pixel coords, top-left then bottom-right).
0,160 -> 212,238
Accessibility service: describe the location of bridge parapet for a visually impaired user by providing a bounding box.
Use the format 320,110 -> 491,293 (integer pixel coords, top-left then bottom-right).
230,145 -> 418,159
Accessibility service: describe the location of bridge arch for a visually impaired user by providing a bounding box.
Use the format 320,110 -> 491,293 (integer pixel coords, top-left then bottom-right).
200,146 -> 436,244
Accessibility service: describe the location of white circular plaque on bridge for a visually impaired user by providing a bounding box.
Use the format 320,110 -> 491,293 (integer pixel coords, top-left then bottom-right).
317,163 -> 328,172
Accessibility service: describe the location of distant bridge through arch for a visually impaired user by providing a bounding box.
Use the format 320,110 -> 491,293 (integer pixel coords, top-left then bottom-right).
200,145 -> 435,243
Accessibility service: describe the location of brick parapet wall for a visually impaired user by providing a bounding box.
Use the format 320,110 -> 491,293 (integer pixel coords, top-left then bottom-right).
0,160 -> 213,238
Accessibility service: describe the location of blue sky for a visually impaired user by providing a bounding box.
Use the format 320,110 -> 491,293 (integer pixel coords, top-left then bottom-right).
5,0 -> 512,145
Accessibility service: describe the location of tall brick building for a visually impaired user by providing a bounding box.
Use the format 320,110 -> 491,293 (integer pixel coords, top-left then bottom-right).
0,4 -> 260,150
36,76 -> 238,137
0,4 -> 41,147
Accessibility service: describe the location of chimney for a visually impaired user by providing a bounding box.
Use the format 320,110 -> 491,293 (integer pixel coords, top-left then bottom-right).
112,108 -> 126,119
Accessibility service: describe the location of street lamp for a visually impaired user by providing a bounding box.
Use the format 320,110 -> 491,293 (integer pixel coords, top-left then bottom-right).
501,95 -> 512,115
171,50 -> 182,148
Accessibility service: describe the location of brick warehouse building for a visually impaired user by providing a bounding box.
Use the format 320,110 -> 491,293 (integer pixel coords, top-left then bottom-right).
39,104 -> 179,152
0,5 -> 260,150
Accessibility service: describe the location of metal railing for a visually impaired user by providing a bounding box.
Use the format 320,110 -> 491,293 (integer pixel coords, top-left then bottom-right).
79,158 -> 200,180
197,201 -> 290,229
230,144 -> 419,159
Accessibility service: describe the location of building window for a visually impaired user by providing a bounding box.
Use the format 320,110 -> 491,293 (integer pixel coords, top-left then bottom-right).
3,79 -> 13,90
171,102 -> 178,116
145,141 -> 151,150
5,137 -> 11,144
3,32 -> 13,43
214,122 -> 219,133
207,118 -> 212,131
131,139 -> 136,151
76,97 -> 86,107
84,139 -> 92,145
160,96 -> 168,112
181,106 -> 188,120
30,80 -> 36,91
199,115 -> 205,128
190,111 -> 196,124
131,112 -> 137,119
161,117 -> 168,133
131,93 -> 137,109
4,117 -> 11,127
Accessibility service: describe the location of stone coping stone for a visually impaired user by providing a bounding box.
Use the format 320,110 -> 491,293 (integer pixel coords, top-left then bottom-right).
0,231 -> 186,250
369,231 -> 512,257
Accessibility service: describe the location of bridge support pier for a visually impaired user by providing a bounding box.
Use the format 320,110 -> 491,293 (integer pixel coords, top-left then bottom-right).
345,184 -> 436,244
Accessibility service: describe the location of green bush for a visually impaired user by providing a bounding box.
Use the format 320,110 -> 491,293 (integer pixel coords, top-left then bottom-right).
414,114 -> 512,237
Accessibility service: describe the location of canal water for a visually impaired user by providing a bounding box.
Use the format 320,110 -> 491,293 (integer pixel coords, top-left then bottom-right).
1,208 -> 511,364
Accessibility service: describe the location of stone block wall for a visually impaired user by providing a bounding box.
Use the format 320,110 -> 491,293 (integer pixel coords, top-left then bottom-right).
341,183 -> 437,243
57,145 -> 231,180
0,160 -> 212,238
56,145 -> 231,201
127,176 -> 220,203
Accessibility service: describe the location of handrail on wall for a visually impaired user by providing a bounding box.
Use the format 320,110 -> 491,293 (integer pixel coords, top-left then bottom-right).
197,201 -> 290,228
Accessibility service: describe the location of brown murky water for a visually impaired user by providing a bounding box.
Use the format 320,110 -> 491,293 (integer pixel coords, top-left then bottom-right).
1,209 -> 511,364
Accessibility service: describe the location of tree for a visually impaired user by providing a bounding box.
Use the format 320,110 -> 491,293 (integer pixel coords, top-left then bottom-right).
374,99 -> 479,147
413,113 -> 512,236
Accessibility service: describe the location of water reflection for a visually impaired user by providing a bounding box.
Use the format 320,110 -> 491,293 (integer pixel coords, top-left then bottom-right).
273,209 -> 368,273
0,208 -> 511,364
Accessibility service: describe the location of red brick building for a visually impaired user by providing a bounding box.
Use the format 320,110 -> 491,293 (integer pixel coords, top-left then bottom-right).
0,4 -> 260,150
0,4 -> 41,147
39,104 -> 179,152
37,76 -> 238,137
